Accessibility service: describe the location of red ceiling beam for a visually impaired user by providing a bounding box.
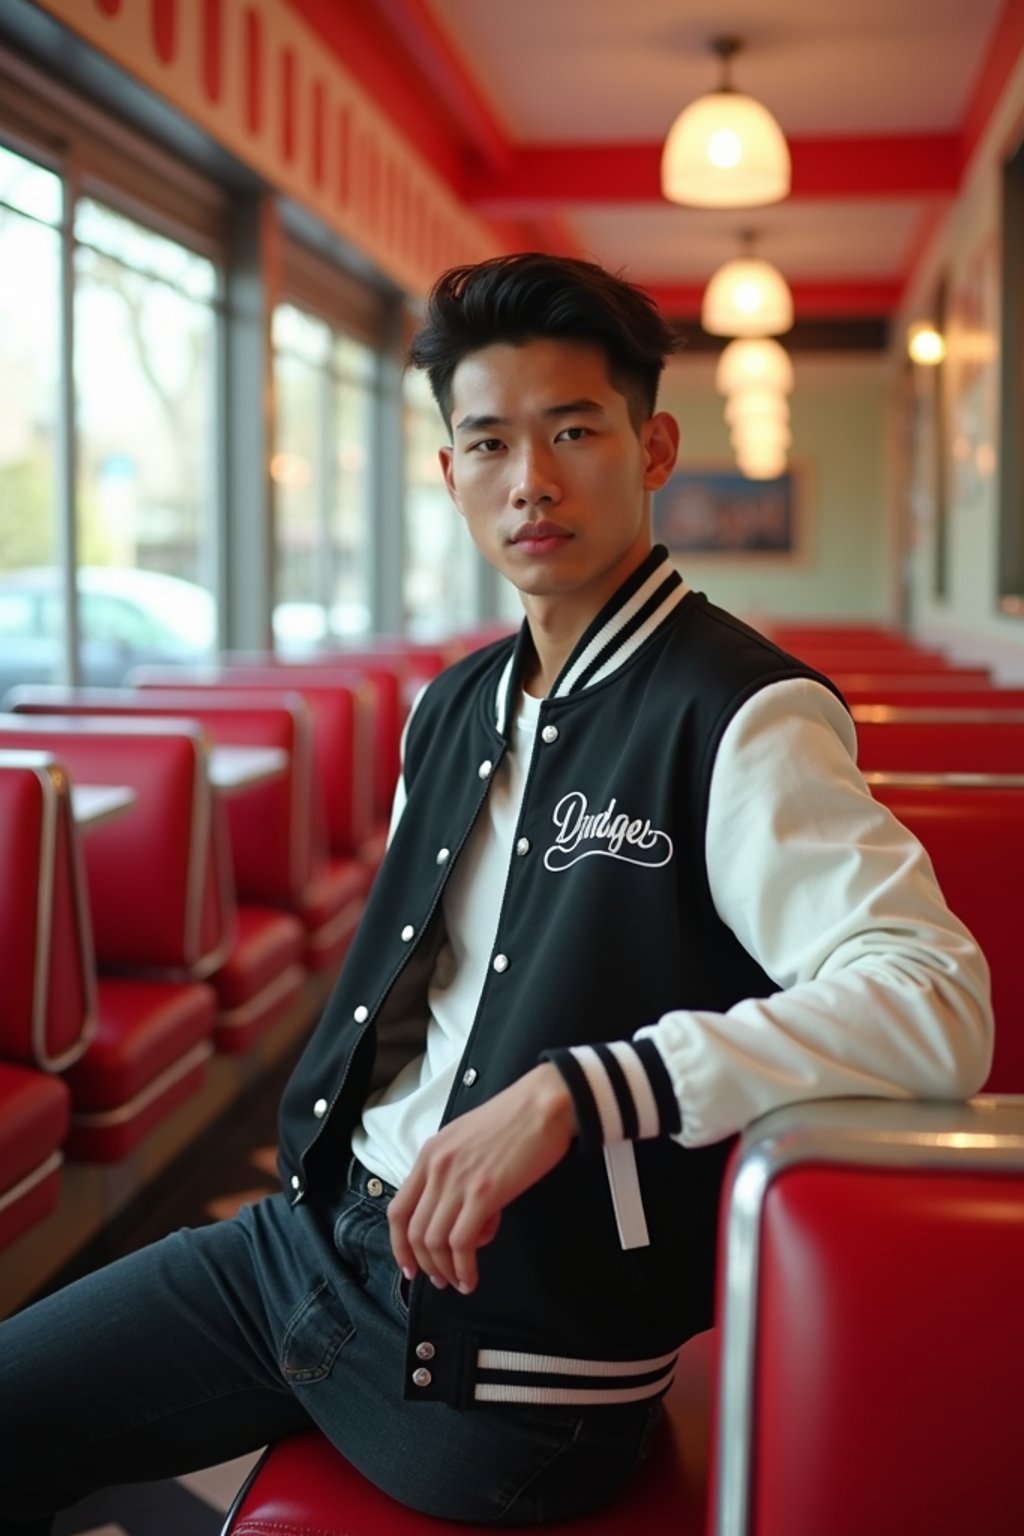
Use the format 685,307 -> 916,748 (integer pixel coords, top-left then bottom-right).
467,135 -> 961,210
645,279 -> 903,321
363,0 -> 512,175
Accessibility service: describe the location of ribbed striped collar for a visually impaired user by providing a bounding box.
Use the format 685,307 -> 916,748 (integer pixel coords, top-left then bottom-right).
495,545 -> 689,734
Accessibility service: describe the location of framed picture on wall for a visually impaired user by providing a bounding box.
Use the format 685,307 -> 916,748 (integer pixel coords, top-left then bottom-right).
652,462 -> 810,561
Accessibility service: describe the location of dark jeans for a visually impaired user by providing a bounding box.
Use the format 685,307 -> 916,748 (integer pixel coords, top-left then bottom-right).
0,1160 -> 660,1531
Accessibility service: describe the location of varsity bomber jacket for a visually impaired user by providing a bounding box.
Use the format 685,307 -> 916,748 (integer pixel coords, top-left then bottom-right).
277,545 -> 992,1411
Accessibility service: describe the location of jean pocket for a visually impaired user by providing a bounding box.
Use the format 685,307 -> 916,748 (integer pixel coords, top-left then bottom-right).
390,1265 -> 411,1319
279,1276 -> 354,1384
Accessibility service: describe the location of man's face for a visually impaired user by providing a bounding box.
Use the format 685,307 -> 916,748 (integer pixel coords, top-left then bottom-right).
439,338 -> 678,619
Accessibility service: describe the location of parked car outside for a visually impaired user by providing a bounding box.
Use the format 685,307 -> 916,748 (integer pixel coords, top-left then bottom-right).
0,565 -> 216,702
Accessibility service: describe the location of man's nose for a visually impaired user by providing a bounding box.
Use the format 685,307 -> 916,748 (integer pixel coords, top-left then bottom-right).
511,445 -> 561,508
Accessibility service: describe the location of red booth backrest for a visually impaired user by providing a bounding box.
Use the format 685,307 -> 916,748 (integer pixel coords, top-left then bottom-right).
830,668 -> 993,695
221,663 -> 403,823
869,778 -> 1023,1091
130,677 -> 372,859
0,752 -> 95,1071
845,686 -> 1024,708
714,1098 -> 1024,1536
0,716 -> 232,976
9,689 -> 321,906
753,1161 -> 1024,1536
855,711 -> 1024,773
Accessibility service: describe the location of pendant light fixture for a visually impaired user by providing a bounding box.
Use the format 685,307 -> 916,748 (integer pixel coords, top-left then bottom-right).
724,390 -> 790,428
715,337 -> 795,396
661,36 -> 791,209
702,233 -> 794,337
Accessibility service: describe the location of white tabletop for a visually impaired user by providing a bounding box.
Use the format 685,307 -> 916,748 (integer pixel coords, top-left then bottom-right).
70,784 -> 137,829
208,745 -> 288,793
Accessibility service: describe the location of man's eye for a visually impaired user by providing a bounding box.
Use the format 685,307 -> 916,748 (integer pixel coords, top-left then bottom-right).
470,438 -> 503,453
557,426 -> 591,442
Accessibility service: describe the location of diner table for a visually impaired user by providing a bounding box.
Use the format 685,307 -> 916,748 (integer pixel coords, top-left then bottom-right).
207,744 -> 288,793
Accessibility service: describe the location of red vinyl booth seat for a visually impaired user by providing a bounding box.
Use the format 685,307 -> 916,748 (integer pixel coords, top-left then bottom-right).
222,1330 -> 715,1536
65,978 -> 216,1161
0,1062 -> 70,1251
0,718 -> 224,1159
213,661 -> 405,865
712,1097 -> 1024,1536
854,708 -> 1024,773
9,688 -> 345,993
844,685 -> 1024,708
128,674 -> 377,867
0,715 -> 232,977
869,775 -> 1024,1092
0,752 -> 95,1071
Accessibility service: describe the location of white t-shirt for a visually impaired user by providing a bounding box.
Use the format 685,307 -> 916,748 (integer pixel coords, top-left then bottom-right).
352,687 -> 541,1188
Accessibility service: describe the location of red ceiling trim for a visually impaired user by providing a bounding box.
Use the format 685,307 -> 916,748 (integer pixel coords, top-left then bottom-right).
467,136 -> 960,210
959,0 -> 1024,171
646,279 -> 903,321
364,0 -> 511,175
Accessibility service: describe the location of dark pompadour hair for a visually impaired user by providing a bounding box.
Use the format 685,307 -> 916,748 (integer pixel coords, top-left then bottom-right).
408,252 -> 680,433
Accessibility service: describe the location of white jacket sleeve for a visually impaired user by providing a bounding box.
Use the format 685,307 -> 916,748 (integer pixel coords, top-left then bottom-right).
555,677 -> 994,1149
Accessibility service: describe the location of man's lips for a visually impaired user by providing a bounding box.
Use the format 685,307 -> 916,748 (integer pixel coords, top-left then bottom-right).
509,520 -> 573,548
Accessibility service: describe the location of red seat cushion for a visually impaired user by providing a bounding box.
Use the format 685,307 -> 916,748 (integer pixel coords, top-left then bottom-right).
225,1330 -> 714,1535
0,1062 -> 70,1251
212,906 -> 307,1054
0,756 -> 95,1071
297,856 -> 370,972
0,1062 -> 70,1194
67,978 -> 216,1111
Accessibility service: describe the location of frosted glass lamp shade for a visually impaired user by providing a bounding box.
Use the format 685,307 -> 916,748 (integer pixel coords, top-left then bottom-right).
724,390 -> 790,427
715,337 -> 794,395
703,256 -> 794,337
730,418 -> 792,454
736,443 -> 788,480
661,91 -> 791,207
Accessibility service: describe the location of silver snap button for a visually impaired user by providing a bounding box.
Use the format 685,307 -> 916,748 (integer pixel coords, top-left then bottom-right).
412,1367 -> 432,1388
478,759 -> 493,780
313,1097 -> 328,1118
436,846 -> 450,864
366,1177 -> 384,1198
492,953 -> 509,974
516,837 -> 530,856
416,1341 -> 436,1361
290,1174 -> 301,1190
541,724 -> 559,744
401,924 -> 415,942
462,1067 -> 478,1087
354,1004 -> 369,1023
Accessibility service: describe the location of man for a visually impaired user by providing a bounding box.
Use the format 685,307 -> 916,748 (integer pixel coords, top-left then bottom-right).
0,253 -> 992,1531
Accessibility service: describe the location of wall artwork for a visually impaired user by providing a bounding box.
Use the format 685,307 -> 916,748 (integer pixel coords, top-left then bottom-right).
653,464 -> 809,561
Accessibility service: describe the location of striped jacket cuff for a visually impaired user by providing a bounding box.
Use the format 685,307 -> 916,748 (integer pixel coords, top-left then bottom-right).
541,1039 -> 681,1151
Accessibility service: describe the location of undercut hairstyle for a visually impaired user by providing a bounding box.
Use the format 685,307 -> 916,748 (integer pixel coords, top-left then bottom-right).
408,252 -> 681,435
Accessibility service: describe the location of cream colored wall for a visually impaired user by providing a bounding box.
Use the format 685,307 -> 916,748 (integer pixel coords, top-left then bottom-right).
658,355 -> 892,627
895,48 -> 1024,679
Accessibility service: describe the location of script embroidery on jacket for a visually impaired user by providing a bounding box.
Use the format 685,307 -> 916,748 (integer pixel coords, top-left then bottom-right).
543,791 -> 674,872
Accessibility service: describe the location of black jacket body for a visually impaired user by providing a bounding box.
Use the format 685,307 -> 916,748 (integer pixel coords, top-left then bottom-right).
277,547 -> 829,1409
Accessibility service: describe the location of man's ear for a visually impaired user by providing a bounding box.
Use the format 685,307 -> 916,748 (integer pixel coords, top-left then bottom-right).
439,445 -> 462,512
641,412 -> 680,491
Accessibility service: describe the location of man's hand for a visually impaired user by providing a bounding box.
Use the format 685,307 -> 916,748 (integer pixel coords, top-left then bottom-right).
387,1063 -> 576,1295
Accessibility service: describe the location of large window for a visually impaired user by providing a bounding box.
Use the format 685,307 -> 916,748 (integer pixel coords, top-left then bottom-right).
272,302 -> 375,649
0,144 -> 62,696
74,199 -> 218,594
0,130 -> 220,697
403,367 -> 482,637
